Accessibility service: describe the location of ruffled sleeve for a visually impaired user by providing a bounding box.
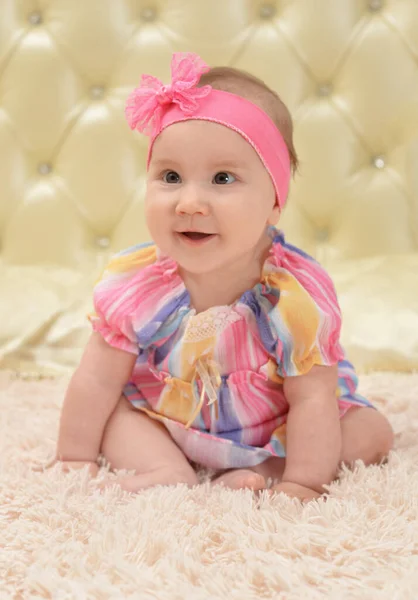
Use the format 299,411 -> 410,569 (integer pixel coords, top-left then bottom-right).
88,242 -> 157,355
265,233 -> 344,377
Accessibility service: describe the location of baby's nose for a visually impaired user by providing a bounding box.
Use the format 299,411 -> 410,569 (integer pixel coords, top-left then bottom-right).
175,185 -> 209,215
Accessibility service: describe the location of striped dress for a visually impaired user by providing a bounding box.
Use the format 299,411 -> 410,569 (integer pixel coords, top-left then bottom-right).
89,227 -> 374,469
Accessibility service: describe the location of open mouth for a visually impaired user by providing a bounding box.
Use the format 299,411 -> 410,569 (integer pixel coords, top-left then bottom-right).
179,232 -> 214,241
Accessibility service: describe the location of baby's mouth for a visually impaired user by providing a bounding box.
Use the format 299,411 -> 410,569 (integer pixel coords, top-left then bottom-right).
177,231 -> 217,246
181,232 -> 213,240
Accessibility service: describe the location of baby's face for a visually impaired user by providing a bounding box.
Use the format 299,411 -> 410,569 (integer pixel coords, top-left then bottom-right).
145,120 -> 279,274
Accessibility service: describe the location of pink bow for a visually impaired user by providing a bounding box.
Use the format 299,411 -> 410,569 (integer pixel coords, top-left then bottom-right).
125,53 -> 212,136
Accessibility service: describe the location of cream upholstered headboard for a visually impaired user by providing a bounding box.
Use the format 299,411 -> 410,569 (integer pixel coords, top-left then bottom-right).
1,0 -> 418,373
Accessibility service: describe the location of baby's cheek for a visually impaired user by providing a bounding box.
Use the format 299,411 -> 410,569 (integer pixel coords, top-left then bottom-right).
144,200 -> 156,229
230,201 -> 265,230
145,192 -> 166,217
144,203 -> 166,241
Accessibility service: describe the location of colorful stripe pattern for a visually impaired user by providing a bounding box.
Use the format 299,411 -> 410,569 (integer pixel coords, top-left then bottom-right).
90,228 -> 374,469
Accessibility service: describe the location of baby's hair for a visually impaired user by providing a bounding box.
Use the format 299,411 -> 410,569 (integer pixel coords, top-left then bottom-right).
198,67 -> 298,175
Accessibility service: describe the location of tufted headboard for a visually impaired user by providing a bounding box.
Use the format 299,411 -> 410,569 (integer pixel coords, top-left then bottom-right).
1,0 -> 417,373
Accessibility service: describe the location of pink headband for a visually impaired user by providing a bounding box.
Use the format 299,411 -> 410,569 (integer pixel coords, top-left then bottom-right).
125,53 -> 291,208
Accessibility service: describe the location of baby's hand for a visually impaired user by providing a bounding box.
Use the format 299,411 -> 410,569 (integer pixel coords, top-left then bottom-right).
57,460 -> 99,477
271,482 -> 323,503
33,458 -> 99,478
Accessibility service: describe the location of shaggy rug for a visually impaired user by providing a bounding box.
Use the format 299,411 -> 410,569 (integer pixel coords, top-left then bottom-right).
1,370 -> 417,599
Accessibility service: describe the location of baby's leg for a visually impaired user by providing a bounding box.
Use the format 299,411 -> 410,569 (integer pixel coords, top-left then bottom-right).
223,406 -> 393,491
339,405 -> 394,465
99,396 -> 198,492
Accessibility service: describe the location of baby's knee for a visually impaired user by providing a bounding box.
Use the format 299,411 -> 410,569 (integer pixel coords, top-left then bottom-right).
168,463 -> 199,486
372,411 -> 394,462
359,409 -> 394,465
341,407 -> 394,466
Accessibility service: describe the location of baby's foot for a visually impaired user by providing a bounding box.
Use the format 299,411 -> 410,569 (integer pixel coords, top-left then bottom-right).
212,469 -> 266,491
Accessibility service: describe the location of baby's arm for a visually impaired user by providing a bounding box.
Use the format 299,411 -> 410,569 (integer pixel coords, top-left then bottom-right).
280,364 -> 341,495
56,331 -> 137,467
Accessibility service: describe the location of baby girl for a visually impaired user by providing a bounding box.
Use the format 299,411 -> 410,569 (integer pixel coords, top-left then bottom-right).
55,53 -> 393,502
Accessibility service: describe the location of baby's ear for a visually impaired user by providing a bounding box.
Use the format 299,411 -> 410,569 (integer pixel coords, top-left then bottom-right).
267,204 -> 281,226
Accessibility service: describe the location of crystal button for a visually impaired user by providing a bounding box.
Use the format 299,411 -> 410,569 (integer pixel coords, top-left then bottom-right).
140,7 -> 157,21
28,11 -> 43,25
316,228 -> 330,242
259,4 -> 276,19
318,83 -> 332,97
95,236 -> 111,249
38,162 -> 52,175
372,155 -> 386,169
368,0 -> 383,11
90,85 -> 105,99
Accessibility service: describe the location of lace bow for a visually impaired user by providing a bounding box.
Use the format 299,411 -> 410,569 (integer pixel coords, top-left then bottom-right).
185,358 -> 221,430
125,52 -> 212,136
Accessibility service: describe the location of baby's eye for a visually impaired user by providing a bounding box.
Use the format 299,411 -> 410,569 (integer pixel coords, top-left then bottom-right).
212,172 -> 236,185
162,170 -> 181,184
